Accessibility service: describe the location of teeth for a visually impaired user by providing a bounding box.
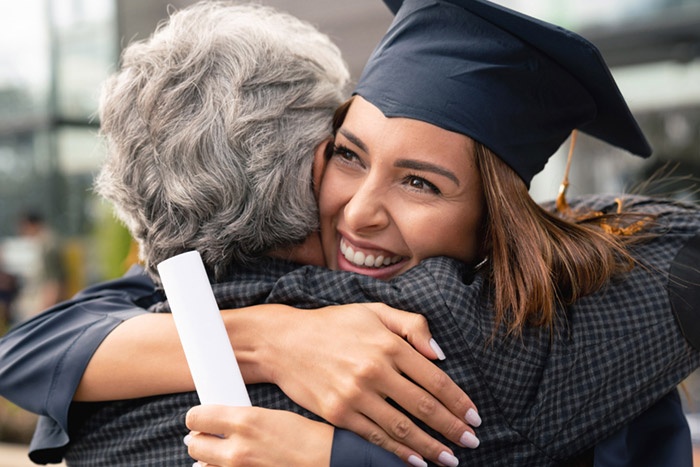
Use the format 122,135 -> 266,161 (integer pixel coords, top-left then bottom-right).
340,238 -> 403,269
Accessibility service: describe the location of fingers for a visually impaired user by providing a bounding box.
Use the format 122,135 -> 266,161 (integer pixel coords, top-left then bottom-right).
366,303 -> 443,361
328,385 -> 470,466
382,308 -> 481,427
387,378 -> 480,449
357,316 -> 480,434
186,405 -> 335,467
341,304 -> 482,455
365,376 -> 479,452
392,332 -> 480,429
340,409 -> 444,467
187,405 -> 234,435
185,431 -> 230,467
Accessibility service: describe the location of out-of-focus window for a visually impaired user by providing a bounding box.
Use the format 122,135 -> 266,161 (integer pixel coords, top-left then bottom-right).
52,0 -> 116,121
0,0 -> 52,235
0,0 -> 118,307
0,0 -> 116,239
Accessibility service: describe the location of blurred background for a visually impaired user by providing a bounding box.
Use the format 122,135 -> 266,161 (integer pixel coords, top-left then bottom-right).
0,0 -> 698,464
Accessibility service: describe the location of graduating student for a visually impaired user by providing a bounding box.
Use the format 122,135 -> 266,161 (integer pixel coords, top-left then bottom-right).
1,1 -> 698,466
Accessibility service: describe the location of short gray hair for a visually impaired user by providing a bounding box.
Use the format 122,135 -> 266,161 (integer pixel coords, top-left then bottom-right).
95,1 -> 349,281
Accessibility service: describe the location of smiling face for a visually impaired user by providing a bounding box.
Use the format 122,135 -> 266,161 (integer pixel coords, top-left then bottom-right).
318,97 -> 485,280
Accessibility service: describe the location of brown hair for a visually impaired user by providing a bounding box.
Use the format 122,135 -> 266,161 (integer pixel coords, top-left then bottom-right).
475,144 -> 652,333
331,98 -> 650,333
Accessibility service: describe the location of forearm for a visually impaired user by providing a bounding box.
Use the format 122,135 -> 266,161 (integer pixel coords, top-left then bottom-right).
75,303 -> 292,401
73,293 -> 473,466
74,312 -> 192,400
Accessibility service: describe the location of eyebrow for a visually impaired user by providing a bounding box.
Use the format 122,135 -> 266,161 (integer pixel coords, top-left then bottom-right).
338,128 -> 368,153
395,159 -> 460,186
338,128 -> 460,186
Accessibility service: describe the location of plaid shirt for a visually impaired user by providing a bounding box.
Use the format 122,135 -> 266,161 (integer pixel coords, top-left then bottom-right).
65,195 -> 700,466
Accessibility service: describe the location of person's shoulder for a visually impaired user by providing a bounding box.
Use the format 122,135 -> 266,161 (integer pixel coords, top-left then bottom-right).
72,265 -> 160,304
550,193 -> 698,216
668,227 -> 700,350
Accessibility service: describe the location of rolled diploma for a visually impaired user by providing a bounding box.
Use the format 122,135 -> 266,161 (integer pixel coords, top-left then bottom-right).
157,250 -> 251,407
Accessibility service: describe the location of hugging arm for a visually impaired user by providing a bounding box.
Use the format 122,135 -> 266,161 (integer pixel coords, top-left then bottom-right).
83,300 -> 476,464
0,265 -> 476,465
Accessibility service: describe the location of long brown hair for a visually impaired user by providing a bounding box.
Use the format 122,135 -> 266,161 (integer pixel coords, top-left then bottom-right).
475,144 -> 650,333
331,98 -> 650,334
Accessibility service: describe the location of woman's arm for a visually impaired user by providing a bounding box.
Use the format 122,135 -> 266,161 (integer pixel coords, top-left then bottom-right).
1,265 -> 476,467
79,301 -> 478,465
184,405 -> 406,467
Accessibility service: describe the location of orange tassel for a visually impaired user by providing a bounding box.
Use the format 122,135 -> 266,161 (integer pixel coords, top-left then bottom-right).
556,130 -> 578,215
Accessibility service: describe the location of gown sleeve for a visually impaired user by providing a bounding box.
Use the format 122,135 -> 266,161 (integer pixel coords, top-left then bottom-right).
593,389 -> 693,467
669,232 -> 700,351
331,429 -> 405,467
0,266 -> 159,461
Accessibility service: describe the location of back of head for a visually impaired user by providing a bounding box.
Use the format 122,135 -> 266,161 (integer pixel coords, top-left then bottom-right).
96,1 -> 349,281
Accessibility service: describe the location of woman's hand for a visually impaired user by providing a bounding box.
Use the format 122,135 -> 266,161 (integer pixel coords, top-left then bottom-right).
231,303 -> 480,466
184,405 -> 333,467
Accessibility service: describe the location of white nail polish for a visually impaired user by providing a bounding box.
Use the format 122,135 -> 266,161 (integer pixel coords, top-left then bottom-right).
437,451 -> 459,467
183,434 -> 191,446
408,454 -> 428,467
465,408 -> 482,427
429,338 -> 446,360
460,431 -> 480,449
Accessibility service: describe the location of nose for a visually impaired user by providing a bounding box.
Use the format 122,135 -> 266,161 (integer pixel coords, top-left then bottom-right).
343,179 -> 390,233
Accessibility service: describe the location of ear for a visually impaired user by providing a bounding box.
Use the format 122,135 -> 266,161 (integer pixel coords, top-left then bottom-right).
312,137 -> 332,200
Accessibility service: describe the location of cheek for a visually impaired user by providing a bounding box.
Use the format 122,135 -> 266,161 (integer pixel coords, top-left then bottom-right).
407,207 -> 483,263
446,209 -> 483,262
318,169 -> 347,224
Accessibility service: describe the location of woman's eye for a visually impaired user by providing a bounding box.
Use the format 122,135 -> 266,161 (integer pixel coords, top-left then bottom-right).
405,175 -> 441,195
332,145 -> 362,165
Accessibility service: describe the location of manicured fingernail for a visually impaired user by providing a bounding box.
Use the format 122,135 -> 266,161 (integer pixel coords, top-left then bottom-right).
192,463 -> 202,467
408,454 -> 428,467
460,431 -> 480,449
465,408 -> 482,427
438,451 -> 459,467
183,434 -> 191,446
429,338 -> 446,360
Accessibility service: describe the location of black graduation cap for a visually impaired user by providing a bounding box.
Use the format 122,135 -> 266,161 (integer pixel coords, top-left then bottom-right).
354,0 -> 652,185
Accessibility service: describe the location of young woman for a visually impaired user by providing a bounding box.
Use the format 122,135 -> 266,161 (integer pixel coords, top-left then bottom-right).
184,0 -> 700,465
0,1 -> 697,466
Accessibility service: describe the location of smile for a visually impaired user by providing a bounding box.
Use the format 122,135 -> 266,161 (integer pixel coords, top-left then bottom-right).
340,238 -> 404,269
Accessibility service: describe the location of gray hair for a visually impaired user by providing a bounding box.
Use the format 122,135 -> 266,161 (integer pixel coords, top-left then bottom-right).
95,1 -> 349,281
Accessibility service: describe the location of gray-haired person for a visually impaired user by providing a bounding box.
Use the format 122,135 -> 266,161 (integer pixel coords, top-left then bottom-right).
96,0 -> 343,278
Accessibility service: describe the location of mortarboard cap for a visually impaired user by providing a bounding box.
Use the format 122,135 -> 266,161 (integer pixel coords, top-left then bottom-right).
354,0 -> 652,185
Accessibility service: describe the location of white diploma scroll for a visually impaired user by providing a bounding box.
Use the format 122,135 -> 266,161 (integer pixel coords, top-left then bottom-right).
157,250 -> 251,407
